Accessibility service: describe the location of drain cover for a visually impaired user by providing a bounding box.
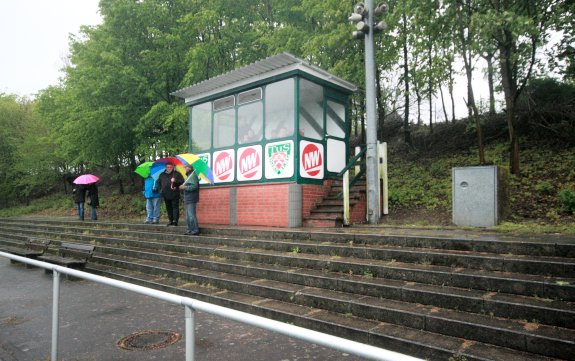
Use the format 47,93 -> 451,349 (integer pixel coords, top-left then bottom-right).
117,330 -> 181,351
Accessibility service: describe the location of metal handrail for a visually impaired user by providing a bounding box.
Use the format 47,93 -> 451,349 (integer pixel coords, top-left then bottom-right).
337,145 -> 367,200
337,145 -> 367,177
0,251 -> 422,361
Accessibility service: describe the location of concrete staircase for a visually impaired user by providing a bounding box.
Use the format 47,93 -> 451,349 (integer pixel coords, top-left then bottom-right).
303,179 -> 366,227
0,218 -> 574,360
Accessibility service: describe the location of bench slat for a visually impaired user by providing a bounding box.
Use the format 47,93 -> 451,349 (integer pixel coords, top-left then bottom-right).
37,242 -> 95,268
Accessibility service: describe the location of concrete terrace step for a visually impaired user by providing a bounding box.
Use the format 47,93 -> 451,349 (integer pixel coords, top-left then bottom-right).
86,252 -> 575,358
1,223 -> 574,302
3,218 -> 574,259
89,241 -> 575,330
2,223 -> 574,328
1,222 -> 574,279
85,261 -> 566,361
2,218 -> 575,360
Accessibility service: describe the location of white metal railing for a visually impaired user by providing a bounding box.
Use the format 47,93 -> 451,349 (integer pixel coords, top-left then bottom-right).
0,251 -> 423,361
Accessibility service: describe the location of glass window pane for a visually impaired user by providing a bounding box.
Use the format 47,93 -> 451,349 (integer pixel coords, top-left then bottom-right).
213,108 -> 236,148
326,100 -> 345,138
265,79 -> 295,140
238,88 -> 262,105
299,79 -> 323,140
191,102 -> 212,152
238,101 -> 263,144
213,95 -> 235,111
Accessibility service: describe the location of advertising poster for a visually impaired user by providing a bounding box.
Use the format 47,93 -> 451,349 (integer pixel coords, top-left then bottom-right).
196,152 -> 211,184
213,149 -> 235,183
265,140 -> 294,179
299,140 -> 324,179
237,145 -> 262,181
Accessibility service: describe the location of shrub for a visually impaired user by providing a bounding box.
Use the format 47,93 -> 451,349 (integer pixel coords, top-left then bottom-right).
558,189 -> 575,214
535,181 -> 555,195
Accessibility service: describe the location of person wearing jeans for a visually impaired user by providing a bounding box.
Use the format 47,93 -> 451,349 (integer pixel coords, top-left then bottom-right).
73,185 -> 86,220
180,164 -> 200,235
86,183 -> 99,220
144,176 -> 161,224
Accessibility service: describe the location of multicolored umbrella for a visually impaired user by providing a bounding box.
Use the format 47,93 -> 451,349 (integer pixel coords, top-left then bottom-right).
176,153 -> 214,184
150,157 -> 187,180
134,161 -> 154,178
73,174 -> 100,185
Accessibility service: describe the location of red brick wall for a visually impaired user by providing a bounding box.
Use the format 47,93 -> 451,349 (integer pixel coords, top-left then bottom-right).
236,183 -> 290,227
350,192 -> 367,224
197,187 -> 231,224
197,181 -> 334,227
301,180 -> 332,217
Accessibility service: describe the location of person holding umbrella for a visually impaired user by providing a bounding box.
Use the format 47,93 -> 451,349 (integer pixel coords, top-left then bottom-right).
179,164 -> 200,235
72,184 -> 87,221
157,162 -> 184,226
72,174 -> 100,221
86,183 -> 99,220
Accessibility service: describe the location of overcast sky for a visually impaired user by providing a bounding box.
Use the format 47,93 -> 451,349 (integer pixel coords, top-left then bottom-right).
0,0 -> 101,98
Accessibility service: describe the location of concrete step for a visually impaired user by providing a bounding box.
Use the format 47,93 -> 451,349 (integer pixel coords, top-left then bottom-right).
1,224 -> 574,302
1,223 -> 574,279
2,218 -> 575,360
4,219 -> 574,259
3,223 -> 574,326
85,261 -> 570,361
89,242 -> 575,330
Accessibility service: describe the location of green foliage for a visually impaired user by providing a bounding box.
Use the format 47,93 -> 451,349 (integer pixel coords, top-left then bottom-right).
131,197 -> 147,214
534,181 -> 555,195
558,189 -> 575,214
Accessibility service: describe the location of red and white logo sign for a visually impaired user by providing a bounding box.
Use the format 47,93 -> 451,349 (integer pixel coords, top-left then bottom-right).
237,146 -> 262,181
213,150 -> 235,183
300,141 -> 324,179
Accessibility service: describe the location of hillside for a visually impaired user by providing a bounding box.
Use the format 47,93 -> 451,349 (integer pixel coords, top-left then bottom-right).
380,114 -> 575,229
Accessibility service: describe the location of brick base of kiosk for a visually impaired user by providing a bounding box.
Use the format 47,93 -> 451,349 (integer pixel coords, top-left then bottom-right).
197,181 -> 333,228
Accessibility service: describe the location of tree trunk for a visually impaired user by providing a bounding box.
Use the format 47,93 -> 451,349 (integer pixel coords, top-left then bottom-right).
402,8 -> 411,145
485,52 -> 496,115
457,0 -> 485,164
440,85 -> 449,122
448,61 -> 456,123
415,85 -> 422,126
428,39 -> 433,133
498,30 -> 521,175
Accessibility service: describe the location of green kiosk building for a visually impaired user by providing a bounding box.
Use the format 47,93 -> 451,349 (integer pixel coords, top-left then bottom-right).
172,53 -> 362,227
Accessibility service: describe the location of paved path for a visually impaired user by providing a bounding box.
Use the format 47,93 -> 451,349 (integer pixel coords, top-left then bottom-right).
0,259 -> 365,361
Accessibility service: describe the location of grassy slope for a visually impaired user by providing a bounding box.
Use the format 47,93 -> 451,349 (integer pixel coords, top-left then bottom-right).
384,122 -> 575,232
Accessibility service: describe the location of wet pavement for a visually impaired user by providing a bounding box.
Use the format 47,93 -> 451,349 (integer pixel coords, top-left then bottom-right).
0,258 -> 366,361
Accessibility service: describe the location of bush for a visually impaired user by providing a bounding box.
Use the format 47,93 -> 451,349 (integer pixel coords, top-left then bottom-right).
558,189 -> 575,214
535,181 -> 555,195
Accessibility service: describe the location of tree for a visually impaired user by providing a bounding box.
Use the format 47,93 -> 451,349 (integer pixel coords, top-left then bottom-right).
475,0 -> 563,175
449,0 -> 485,164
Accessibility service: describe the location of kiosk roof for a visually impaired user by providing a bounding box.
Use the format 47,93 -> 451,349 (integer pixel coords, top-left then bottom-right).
171,52 -> 357,104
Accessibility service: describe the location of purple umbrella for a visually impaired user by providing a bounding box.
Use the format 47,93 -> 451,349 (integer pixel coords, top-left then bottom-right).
73,174 -> 100,185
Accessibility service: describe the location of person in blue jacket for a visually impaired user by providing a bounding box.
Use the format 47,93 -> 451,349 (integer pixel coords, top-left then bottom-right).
143,176 -> 161,224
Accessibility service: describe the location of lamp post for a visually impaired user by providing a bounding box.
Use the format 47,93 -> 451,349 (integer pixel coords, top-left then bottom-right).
349,1 -> 388,224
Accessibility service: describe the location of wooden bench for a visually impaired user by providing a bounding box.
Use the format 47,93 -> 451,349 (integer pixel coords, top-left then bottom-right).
38,242 -> 95,269
3,238 -> 52,263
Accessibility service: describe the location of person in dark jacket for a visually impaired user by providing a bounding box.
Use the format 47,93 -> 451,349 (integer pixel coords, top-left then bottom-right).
73,184 -> 86,220
86,183 -> 99,220
179,164 -> 200,235
157,163 -> 184,226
